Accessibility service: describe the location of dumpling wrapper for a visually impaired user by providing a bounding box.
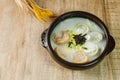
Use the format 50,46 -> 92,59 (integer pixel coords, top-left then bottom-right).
73,51 -> 88,64
83,42 -> 99,56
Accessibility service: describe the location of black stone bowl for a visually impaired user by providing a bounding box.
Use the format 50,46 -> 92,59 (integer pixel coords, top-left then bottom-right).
41,11 -> 115,70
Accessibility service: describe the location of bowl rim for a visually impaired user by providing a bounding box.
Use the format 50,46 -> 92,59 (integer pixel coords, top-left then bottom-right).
46,11 -> 109,68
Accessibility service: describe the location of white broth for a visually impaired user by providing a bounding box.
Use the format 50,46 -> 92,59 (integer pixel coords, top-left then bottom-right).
50,18 -> 107,63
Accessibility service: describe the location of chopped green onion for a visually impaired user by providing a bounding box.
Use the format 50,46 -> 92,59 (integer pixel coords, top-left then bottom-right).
82,47 -> 88,50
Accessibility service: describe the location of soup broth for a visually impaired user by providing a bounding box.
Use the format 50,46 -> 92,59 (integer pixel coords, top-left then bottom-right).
50,18 -> 107,64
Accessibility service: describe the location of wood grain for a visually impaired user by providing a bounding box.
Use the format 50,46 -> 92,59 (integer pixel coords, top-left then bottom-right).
0,0 -> 120,80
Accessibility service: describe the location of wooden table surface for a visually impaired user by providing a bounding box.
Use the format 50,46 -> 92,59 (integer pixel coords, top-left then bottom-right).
0,0 -> 120,80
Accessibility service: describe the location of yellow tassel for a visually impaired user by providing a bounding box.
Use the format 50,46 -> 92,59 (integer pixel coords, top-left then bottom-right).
28,0 -> 56,22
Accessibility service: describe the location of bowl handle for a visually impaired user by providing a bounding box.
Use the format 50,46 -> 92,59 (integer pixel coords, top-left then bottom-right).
41,29 -> 48,48
106,35 -> 115,55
